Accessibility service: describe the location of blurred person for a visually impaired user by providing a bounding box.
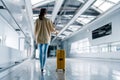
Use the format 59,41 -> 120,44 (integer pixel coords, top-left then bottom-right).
34,8 -> 56,72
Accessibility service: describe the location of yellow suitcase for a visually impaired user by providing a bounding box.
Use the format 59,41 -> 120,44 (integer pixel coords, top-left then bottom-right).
56,50 -> 66,72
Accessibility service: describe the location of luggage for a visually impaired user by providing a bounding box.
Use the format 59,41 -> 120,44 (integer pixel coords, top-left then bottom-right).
56,50 -> 66,72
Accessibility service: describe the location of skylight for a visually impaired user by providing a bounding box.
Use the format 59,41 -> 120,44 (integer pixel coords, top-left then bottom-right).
31,0 -> 45,5
58,35 -> 65,39
62,31 -> 72,36
57,24 -> 64,28
76,19 -> 86,25
93,0 -> 104,7
82,19 -> 92,24
63,15 -> 73,19
99,1 -> 114,12
46,14 -> 52,18
93,0 -> 120,12
76,15 -> 95,24
33,16 -> 38,20
33,14 -> 38,17
67,25 -> 81,31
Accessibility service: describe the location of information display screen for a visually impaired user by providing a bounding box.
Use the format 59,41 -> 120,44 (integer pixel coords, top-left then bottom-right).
92,23 -> 112,39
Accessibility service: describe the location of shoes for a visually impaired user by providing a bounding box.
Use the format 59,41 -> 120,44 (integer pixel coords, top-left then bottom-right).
41,69 -> 43,72
41,69 -> 46,73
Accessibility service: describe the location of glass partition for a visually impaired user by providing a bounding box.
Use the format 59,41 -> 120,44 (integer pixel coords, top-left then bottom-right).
70,39 -> 120,54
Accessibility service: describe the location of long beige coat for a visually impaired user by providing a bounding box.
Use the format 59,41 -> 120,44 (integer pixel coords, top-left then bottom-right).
34,17 -> 55,44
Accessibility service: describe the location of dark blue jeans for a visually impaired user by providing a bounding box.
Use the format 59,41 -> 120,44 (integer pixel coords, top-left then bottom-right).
38,44 -> 49,69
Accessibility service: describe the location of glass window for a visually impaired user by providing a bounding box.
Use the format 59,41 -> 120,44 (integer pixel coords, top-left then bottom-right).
101,46 -> 108,52
111,42 -> 120,52
90,46 -> 98,53
70,38 -> 90,54
99,44 -> 108,53
111,45 -> 117,52
71,42 -> 78,50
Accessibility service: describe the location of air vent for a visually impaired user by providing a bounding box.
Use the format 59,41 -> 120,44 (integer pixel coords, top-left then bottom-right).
15,29 -> 21,31
0,6 -> 4,9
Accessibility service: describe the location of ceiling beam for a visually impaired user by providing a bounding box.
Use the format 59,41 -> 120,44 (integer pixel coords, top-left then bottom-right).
63,1 -> 120,41
51,0 -> 64,22
32,0 -> 55,9
91,6 -> 103,13
52,0 -> 96,41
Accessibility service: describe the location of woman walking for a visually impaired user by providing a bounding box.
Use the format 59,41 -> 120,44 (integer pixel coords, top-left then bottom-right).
34,8 -> 56,72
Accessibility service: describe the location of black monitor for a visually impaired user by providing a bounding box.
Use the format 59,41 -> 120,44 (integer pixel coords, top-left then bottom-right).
92,23 -> 112,39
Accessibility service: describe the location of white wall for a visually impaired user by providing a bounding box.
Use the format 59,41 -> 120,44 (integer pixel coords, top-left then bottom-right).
63,7 -> 120,59
0,11 -> 27,66
0,46 -> 27,65
89,9 -> 120,46
0,14 -> 19,49
0,0 -> 34,67
0,16 -> 6,46
4,26 -> 19,49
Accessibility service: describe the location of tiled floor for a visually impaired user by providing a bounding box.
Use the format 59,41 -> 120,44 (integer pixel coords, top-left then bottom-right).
0,58 -> 120,80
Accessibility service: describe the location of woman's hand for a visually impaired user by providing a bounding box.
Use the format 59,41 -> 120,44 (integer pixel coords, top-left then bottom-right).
55,30 -> 59,36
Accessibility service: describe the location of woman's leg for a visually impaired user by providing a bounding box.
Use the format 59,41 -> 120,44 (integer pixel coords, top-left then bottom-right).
38,44 -> 43,69
43,44 -> 49,69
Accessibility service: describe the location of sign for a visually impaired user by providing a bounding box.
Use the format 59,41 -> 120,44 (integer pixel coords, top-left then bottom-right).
92,23 -> 112,39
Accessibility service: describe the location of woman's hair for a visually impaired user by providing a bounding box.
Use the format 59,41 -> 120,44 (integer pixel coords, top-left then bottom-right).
39,8 -> 47,20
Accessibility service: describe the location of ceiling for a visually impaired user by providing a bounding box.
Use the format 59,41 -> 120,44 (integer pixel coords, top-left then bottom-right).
0,0 -> 33,38
32,0 -> 120,41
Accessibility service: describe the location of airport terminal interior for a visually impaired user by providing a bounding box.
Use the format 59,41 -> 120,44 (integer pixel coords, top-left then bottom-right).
1,0 -> 120,80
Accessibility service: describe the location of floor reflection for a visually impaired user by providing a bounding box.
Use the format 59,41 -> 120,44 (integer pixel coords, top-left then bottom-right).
57,71 -> 65,80
1,59 -> 120,80
40,73 -> 45,80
